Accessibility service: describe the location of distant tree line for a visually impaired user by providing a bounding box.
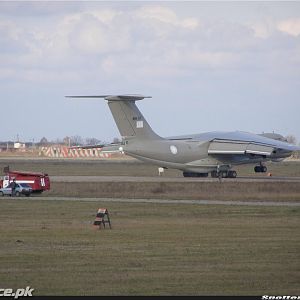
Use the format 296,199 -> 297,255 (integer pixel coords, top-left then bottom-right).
38,136 -> 120,147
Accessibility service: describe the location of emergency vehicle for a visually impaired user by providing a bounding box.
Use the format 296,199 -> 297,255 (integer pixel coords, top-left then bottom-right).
0,166 -> 50,194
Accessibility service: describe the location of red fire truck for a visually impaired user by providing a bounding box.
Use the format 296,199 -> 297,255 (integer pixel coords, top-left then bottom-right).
0,166 -> 50,194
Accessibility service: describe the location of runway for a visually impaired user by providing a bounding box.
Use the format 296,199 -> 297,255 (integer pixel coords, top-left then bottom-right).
17,196 -> 300,207
51,175 -> 300,183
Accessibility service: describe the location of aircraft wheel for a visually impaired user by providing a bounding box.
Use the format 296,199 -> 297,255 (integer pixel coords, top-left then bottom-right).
211,171 -> 218,178
221,171 -> 228,178
254,165 -> 267,173
183,172 -> 208,177
197,173 -> 208,177
254,166 -> 261,173
228,170 -> 237,178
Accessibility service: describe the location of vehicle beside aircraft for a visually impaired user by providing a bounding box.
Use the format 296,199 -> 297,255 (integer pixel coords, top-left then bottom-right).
0,167 -> 50,193
0,183 -> 32,197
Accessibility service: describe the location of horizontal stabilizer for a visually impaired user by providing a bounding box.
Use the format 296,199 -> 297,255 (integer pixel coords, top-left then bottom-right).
66,94 -> 151,101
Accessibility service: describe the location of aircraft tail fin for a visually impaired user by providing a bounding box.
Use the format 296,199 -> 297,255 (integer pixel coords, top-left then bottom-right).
66,94 -> 162,140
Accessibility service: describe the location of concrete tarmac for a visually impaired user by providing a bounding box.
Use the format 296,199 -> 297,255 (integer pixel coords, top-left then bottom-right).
51,175 -> 300,183
14,196 -> 300,207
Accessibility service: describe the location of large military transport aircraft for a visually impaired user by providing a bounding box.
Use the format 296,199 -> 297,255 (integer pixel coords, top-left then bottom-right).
67,94 -> 300,178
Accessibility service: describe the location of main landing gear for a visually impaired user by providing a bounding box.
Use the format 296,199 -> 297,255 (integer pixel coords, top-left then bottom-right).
211,170 -> 237,178
254,164 -> 267,173
183,169 -> 237,179
183,172 -> 209,177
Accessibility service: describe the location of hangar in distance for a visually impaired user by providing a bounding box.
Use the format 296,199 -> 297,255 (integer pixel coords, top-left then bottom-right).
67,94 -> 300,178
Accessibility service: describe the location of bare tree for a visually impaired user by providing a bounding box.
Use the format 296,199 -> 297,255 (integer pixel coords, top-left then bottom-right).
85,137 -> 102,145
53,138 -> 63,145
70,135 -> 84,146
284,135 -> 300,159
112,137 -> 121,144
286,135 -> 297,145
63,136 -> 71,146
39,137 -> 48,145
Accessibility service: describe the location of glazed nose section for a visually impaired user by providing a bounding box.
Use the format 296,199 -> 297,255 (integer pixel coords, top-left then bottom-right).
271,149 -> 293,160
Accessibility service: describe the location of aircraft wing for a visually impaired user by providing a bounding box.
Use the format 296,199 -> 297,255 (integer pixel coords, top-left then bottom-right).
69,144 -> 105,150
101,143 -> 122,153
207,140 -> 275,156
69,143 -> 122,153
168,131 -> 300,156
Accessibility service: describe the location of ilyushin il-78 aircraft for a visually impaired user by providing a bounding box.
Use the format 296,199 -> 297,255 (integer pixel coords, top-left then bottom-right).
66,94 -> 300,178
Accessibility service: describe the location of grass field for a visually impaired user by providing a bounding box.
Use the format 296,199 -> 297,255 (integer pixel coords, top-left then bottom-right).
0,198 -> 299,296
0,158 -> 299,295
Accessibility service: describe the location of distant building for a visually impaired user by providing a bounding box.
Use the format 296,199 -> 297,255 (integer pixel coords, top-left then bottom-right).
14,142 -> 26,149
0,142 -> 14,152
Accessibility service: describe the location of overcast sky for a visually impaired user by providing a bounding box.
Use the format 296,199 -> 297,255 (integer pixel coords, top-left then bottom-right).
1,1 -> 300,143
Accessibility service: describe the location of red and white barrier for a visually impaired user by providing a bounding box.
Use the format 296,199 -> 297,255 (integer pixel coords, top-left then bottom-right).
39,146 -> 112,158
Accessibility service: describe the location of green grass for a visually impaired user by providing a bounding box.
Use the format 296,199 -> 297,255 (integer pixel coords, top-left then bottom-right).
0,199 -> 299,295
